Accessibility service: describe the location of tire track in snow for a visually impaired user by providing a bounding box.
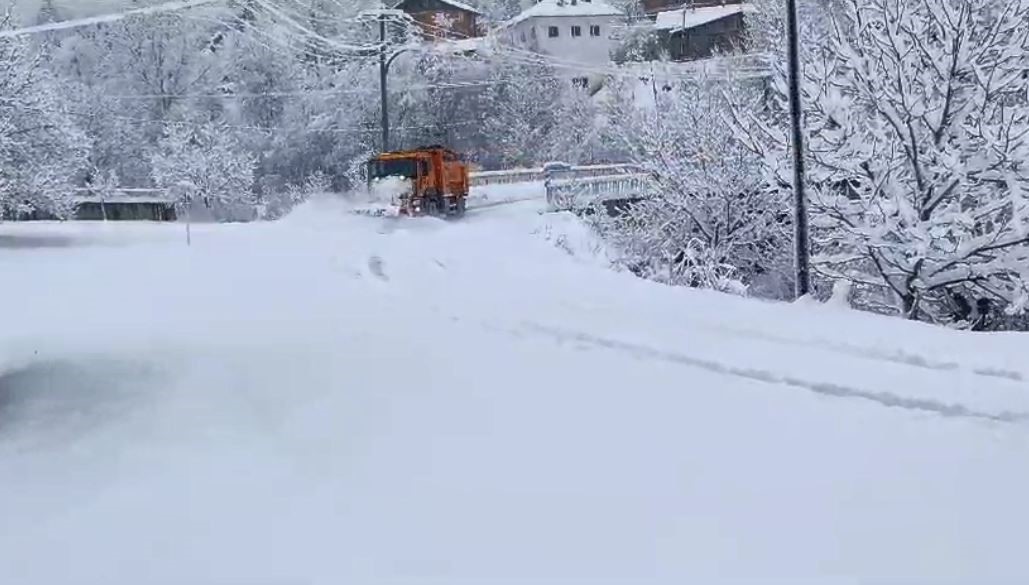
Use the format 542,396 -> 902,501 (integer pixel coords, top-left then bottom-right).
522,323 -> 1029,425
681,320 -> 1024,382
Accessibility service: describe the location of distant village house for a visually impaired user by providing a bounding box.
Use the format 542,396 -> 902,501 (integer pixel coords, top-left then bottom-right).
648,0 -> 754,61
391,0 -> 484,40
499,0 -> 624,84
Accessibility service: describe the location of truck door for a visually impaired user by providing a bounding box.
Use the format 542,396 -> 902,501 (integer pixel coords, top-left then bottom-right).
442,150 -> 463,196
432,151 -> 445,196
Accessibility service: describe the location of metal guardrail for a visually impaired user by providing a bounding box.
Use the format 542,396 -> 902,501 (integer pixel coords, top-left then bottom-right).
545,173 -> 650,212
470,168 -> 543,186
470,163 -> 641,187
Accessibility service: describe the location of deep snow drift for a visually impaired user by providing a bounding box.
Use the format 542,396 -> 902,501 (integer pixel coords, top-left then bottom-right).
1,193 -> 1028,584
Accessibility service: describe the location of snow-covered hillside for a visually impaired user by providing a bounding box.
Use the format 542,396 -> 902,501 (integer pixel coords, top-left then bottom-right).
2,194 -> 1028,584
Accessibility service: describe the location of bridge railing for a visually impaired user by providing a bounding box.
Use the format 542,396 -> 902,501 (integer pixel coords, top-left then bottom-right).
470,168 -> 543,187
545,173 -> 650,212
470,163 -> 641,187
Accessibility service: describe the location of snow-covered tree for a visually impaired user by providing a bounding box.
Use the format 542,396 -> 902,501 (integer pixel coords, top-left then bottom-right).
269,56 -> 379,189
742,0 -> 1029,325
600,75 -> 791,296
46,8 -> 229,189
472,0 -> 525,22
104,12 -> 225,118
480,58 -> 562,168
744,0 -> 833,60
0,13 -> 87,220
546,83 -> 611,165
151,119 -> 257,219
50,31 -> 154,188
85,166 -> 120,219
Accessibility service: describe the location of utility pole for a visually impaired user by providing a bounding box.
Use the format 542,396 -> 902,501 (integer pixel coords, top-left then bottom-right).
785,0 -> 811,298
379,15 -> 390,152
374,11 -> 411,154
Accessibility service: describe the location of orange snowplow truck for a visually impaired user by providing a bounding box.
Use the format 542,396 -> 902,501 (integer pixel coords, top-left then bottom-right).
366,146 -> 470,218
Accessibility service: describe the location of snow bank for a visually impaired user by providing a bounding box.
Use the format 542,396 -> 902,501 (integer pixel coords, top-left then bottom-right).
469,180 -> 546,207
2,200 -> 1029,584
531,209 -> 615,267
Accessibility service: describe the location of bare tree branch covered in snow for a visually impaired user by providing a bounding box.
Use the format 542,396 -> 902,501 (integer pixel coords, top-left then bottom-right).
0,10 -> 86,220
737,0 -> 1029,327
547,83 -> 616,165
599,75 -> 792,297
150,118 -> 256,218
479,57 -> 564,169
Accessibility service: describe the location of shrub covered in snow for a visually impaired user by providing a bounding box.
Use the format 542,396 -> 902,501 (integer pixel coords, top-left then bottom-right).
598,74 -> 792,298
0,16 -> 87,220
150,119 -> 256,220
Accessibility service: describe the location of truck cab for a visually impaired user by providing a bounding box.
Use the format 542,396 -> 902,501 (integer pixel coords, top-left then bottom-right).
367,146 -> 469,218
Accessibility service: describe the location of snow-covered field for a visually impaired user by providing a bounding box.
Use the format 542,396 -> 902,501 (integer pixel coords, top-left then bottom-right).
2,191 -> 1028,584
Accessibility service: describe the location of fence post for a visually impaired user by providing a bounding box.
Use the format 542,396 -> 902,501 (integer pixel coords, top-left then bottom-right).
544,166 -> 555,211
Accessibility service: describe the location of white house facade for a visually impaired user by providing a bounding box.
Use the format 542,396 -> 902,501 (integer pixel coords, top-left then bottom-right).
501,0 -> 623,70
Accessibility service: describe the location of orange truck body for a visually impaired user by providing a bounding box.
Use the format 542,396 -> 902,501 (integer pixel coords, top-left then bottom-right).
367,146 -> 470,217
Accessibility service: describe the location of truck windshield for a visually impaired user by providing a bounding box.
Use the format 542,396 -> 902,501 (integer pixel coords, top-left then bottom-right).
368,159 -> 418,179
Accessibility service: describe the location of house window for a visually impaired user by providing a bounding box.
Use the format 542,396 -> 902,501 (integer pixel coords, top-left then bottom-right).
572,77 -> 589,89
571,25 -> 582,37
548,26 -> 559,38
590,25 -> 601,37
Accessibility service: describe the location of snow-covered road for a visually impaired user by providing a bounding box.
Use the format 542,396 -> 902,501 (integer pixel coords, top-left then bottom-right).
2,194 -> 1028,584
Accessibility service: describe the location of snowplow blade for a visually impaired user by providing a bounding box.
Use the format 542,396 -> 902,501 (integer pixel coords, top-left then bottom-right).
351,205 -> 401,218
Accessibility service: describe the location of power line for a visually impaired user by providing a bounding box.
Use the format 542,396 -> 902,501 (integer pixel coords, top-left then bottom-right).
70,110 -> 481,135
0,0 -> 224,38
183,11 -> 346,57
245,0 -> 381,54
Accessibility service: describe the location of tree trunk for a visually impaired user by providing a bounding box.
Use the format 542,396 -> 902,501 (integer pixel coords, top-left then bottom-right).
901,294 -> 919,320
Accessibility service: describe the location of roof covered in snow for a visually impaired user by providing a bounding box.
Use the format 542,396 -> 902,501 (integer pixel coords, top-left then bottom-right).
72,196 -> 174,205
391,0 -> 483,15
654,3 -> 755,32
508,0 -> 623,26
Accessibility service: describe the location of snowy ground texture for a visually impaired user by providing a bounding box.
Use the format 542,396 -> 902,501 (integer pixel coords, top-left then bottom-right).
2,189 -> 1029,584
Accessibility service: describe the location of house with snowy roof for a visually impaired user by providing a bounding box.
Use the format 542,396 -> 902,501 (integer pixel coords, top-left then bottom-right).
500,0 -> 625,70
649,0 -> 755,61
391,0 -> 484,40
